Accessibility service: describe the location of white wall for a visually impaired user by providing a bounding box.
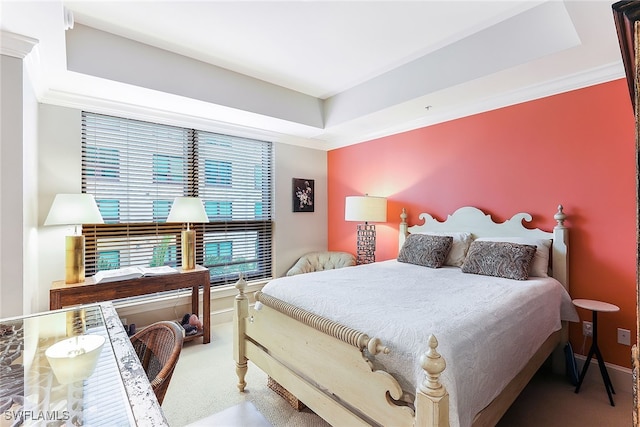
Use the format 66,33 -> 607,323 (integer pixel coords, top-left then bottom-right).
22,54 -> 39,315
37,105 -> 82,311
0,54 -> 25,318
0,51 -> 39,318
0,30 -> 41,317
274,143 -> 328,277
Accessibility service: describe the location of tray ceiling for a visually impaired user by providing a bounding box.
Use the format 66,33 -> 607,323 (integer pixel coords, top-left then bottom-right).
1,1 -> 625,149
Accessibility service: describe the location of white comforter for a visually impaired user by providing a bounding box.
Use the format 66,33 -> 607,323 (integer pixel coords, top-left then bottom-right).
259,260 -> 578,427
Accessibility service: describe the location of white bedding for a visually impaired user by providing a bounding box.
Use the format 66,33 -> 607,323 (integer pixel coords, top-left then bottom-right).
258,260 -> 578,427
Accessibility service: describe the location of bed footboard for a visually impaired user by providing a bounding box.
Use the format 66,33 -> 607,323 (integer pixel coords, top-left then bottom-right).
417,335 -> 449,426
233,275 -> 450,427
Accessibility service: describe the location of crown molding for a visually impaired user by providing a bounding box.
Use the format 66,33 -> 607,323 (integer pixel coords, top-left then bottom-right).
35,59 -> 625,152
324,61 -> 625,150
39,86 -> 326,150
1,31 -> 38,59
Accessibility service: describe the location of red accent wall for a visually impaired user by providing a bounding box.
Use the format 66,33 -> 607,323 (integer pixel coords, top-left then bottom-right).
327,79 -> 637,369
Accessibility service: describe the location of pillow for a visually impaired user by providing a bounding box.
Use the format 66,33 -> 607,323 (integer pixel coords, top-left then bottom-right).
416,231 -> 473,267
475,237 -> 551,277
461,240 -> 536,280
398,234 -> 453,268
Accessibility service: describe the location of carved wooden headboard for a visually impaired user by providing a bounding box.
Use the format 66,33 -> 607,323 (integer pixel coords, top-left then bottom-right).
397,205 -> 568,290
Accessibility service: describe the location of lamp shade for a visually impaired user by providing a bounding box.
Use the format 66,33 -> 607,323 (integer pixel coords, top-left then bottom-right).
167,197 -> 209,223
44,194 -> 104,226
345,195 -> 387,223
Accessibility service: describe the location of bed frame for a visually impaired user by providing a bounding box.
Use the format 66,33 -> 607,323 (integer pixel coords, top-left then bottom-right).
233,205 -> 569,427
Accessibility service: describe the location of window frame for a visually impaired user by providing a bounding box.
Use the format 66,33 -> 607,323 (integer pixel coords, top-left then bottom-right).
81,112 -> 274,287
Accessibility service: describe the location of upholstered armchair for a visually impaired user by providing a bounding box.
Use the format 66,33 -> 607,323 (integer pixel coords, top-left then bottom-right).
285,251 -> 356,276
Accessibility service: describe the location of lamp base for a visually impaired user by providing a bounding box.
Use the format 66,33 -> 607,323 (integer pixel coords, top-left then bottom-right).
65,235 -> 85,284
181,229 -> 196,270
356,223 -> 376,265
66,309 -> 86,336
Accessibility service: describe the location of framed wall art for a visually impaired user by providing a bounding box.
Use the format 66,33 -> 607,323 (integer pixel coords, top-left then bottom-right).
292,178 -> 314,212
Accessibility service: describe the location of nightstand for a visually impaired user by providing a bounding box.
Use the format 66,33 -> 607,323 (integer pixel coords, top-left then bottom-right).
572,298 -> 620,406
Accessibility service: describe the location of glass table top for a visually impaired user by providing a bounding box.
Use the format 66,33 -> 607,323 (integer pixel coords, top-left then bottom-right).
0,305 -> 136,426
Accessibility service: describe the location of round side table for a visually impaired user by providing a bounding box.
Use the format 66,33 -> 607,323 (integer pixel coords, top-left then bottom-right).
572,298 -> 620,406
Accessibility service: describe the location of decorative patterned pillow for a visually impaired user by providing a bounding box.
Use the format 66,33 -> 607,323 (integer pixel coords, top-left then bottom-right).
417,231 -> 474,267
398,234 -> 453,268
475,237 -> 551,277
461,241 -> 536,280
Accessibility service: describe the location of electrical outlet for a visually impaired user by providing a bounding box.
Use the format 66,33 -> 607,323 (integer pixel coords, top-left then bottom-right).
618,328 -> 631,346
583,321 -> 593,337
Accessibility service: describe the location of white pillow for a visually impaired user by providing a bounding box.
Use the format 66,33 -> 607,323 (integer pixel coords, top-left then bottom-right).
474,237 -> 551,277
416,231 -> 473,267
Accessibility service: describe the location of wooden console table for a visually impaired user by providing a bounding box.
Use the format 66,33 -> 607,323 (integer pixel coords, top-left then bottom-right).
50,265 -> 210,344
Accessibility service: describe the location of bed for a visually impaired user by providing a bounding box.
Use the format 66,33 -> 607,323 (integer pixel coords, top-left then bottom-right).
233,205 -> 578,427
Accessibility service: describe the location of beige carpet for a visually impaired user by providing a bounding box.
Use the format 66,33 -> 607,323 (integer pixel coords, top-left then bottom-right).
162,322 -> 632,426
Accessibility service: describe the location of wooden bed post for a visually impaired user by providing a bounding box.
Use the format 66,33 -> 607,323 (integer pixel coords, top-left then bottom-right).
551,205 -> 570,374
399,208 -> 408,251
551,205 -> 568,288
415,335 -> 449,427
233,273 -> 249,392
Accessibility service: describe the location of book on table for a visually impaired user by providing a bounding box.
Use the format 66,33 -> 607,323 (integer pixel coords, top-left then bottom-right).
92,266 -> 179,283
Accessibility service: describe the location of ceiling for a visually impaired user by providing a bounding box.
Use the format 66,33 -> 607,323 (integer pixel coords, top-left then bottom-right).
0,1 -> 626,150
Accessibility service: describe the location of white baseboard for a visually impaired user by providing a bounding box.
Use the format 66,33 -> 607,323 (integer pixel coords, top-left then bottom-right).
113,281 -> 266,318
111,281 -> 265,333
574,353 -> 632,395
212,308 -> 234,324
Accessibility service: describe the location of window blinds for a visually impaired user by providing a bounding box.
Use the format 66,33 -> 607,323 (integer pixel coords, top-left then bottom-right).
81,112 -> 273,286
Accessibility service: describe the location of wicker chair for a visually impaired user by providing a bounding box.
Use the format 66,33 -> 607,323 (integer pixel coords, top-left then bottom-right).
130,320 -> 184,405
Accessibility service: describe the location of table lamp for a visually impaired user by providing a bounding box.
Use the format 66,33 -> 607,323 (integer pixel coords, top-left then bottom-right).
45,194 -> 104,284
167,197 -> 209,270
345,195 -> 387,265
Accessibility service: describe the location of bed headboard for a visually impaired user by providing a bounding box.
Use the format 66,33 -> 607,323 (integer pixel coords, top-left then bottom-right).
398,205 -> 569,290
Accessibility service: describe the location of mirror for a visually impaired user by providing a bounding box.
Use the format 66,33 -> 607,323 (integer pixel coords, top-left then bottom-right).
612,2 -> 640,425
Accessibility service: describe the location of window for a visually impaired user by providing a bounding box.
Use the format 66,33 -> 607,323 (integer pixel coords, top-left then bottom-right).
85,146 -> 119,179
205,201 -> 232,220
153,155 -> 184,184
150,237 -> 177,267
254,165 -> 263,189
205,160 -> 232,187
205,241 -> 232,262
97,250 -> 120,270
153,200 -> 172,222
97,199 -> 120,223
82,112 -> 273,287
